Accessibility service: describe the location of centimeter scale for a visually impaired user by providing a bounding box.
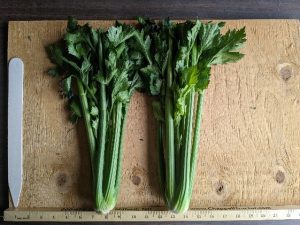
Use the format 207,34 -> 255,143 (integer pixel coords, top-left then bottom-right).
4,206 -> 300,222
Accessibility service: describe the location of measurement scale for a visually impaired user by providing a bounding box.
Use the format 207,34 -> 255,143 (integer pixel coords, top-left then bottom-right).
4,207 -> 300,222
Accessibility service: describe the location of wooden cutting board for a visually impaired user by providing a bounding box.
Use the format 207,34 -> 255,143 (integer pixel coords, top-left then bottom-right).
7,20 -> 300,210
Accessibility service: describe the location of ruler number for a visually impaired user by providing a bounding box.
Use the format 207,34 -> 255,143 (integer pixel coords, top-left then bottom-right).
158,215 -> 162,219
222,214 -> 227,218
236,214 -> 240,218
183,215 -> 188,219
249,214 -> 253,218
273,213 -> 278,218
144,215 -> 149,219
261,214 -> 266,218
132,215 -> 136,219
286,213 -> 291,218
210,214 -> 214,219
170,215 -> 175,219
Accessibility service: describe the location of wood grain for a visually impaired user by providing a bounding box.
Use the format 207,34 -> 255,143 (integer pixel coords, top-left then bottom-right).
7,20 -> 300,210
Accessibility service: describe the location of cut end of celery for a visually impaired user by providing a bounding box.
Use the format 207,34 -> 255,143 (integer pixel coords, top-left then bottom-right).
170,198 -> 190,214
94,208 -> 111,214
94,205 -> 115,215
94,194 -> 117,214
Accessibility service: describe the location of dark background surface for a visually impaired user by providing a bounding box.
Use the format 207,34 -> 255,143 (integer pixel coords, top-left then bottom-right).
1,0 -> 300,224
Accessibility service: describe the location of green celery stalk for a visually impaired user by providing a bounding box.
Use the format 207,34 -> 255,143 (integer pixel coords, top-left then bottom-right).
95,34 -> 107,212
189,92 -> 205,197
76,79 -> 96,177
103,102 -> 123,211
114,105 -> 129,198
165,33 -> 175,206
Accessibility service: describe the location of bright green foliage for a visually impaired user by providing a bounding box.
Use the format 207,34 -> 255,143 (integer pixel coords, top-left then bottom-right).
138,18 -> 246,213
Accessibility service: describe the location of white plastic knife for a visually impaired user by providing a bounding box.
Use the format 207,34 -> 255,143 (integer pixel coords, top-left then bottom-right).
8,58 -> 24,208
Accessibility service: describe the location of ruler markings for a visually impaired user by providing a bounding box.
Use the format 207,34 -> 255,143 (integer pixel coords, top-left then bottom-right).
4,208 -> 300,222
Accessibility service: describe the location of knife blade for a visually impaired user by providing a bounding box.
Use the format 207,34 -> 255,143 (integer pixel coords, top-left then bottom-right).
8,58 -> 24,208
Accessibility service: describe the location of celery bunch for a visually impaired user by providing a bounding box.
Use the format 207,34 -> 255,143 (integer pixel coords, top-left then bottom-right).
138,18 -> 246,213
46,18 -> 150,213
